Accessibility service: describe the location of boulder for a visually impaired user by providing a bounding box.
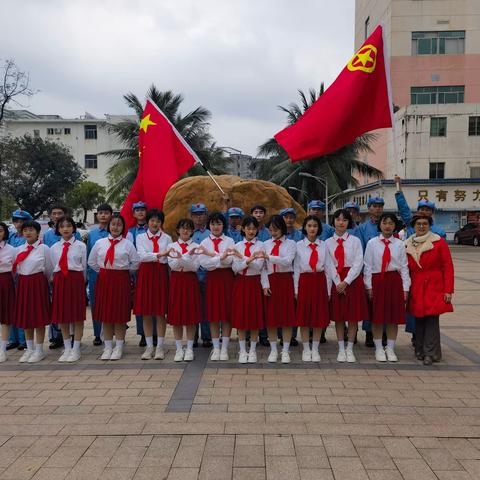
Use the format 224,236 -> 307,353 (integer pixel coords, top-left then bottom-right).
163,175 -> 306,235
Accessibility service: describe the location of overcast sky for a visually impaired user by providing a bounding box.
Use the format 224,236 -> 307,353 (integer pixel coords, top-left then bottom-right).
2,0 -> 355,156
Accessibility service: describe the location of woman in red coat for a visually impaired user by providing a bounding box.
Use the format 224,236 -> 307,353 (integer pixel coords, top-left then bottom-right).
405,215 -> 454,365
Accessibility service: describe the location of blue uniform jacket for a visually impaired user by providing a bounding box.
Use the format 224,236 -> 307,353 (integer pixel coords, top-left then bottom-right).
319,223 -> 335,241
127,224 -> 148,247
257,226 -> 271,242
87,226 -> 109,282
192,228 -> 211,283
286,229 -> 304,242
43,228 -> 81,247
7,232 -> 26,247
354,218 -> 379,251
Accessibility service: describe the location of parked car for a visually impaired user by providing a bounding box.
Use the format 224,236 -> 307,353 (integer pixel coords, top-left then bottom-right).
454,223 -> 480,246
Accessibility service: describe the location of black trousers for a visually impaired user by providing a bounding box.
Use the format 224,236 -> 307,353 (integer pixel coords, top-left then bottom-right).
415,315 -> 442,359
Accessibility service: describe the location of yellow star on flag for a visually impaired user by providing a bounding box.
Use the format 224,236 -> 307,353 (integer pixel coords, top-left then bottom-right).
355,49 -> 374,67
140,114 -> 156,133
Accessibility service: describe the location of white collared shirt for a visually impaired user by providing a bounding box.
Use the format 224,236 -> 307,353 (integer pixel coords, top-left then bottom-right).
14,240 -> 53,277
50,237 -> 87,279
325,232 -> 363,286
363,235 -> 411,291
167,239 -> 200,273
262,236 -> 296,275
136,230 -> 173,264
0,241 -> 15,273
232,238 -> 266,276
87,235 -> 139,272
199,234 -> 235,271
294,238 -> 330,295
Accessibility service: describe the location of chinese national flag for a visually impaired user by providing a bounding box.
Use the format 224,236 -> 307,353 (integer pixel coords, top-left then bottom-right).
274,25 -> 393,162
121,99 -> 199,227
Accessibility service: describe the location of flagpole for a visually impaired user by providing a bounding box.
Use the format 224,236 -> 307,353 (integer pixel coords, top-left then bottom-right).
198,163 -> 226,195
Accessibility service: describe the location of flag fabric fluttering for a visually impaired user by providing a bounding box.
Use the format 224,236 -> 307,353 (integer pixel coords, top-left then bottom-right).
120,99 -> 200,228
274,25 -> 393,163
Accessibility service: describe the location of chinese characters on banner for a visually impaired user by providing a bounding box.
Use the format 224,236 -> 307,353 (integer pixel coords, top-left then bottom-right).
418,190 -> 480,202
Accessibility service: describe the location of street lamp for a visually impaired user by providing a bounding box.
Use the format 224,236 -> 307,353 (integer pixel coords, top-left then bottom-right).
299,172 -> 329,223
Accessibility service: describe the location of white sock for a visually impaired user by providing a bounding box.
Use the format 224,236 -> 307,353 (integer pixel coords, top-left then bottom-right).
73,341 -> 81,351
374,339 -> 383,350
186,340 -> 194,350
35,343 -> 43,353
387,339 -> 396,350
175,340 -> 182,350
239,340 -> 246,353
116,340 -> 124,349
221,336 -> 230,350
26,339 -> 34,351
347,341 -> 354,352
250,341 -> 257,352
157,337 -> 165,347
312,341 -> 319,352
212,338 -> 220,349
303,342 -> 311,351
146,336 -> 154,347
338,341 -> 345,352
283,341 -> 290,352
104,340 -> 113,350
270,341 -> 277,352
63,339 -> 71,350
0,340 -> 7,352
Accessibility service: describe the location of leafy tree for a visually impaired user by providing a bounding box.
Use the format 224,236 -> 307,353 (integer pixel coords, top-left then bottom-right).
0,135 -> 84,218
66,181 -> 106,223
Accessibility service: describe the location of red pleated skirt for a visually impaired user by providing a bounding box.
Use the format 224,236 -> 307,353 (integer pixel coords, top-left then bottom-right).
330,267 -> 368,323
265,272 -> 296,328
134,262 -> 169,316
231,274 -> 264,330
93,269 -> 131,324
168,271 -> 201,326
14,272 -> 51,329
296,271 -> 330,328
51,271 -> 86,324
371,271 -> 406,325
0,272 -> 15,325
206,268 -> 234,323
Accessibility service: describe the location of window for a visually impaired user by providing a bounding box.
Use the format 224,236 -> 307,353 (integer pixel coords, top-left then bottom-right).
64,128 -> 71,135
429,162 -> 445,179
411,86 -> 464,104
412,31 -> 465,55
33,129 -> 40,138
84,154 -> 98,169
430,117 -> 447,137
46,128 -> 54,135
54,128 -> 62,135
364,17 -> 370,40
84,124 -> 97,140
470,167 -> 480,178
469,116 -> 480,136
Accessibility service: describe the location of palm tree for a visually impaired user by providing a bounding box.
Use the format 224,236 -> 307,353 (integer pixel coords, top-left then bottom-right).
102,84 -> 230,204
257,85 -> 382,205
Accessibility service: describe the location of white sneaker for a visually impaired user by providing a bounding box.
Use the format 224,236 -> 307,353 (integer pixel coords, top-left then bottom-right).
220,348 -> 229,361
174,349 -> 184,362
19,350 -> 33,363
101,348 -> 112,361
110,346 -> 123,361
311,350 -> 321,362
141,346 -> 154,360
67,349 -> 81,363
281,350 -> 291,364
302,349 -> 312,362
210,348 -> 221,361
385,348 -> 398,362
0,350 -> 7,363
337,350 -> 347,362
268,350 -> 278,363
346,349 -> 357,363
184,348 -> 194,362
375,348 -> 387,362
247,350 -> 257,363
58,348 -> 71,363
238,351 -> 248,364
27,351 -> 46,363
154,346 -> 165,360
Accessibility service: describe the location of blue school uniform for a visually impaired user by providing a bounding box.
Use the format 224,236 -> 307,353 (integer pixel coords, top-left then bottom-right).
43,228 -> 81,247
127,224 -> 148,247
318,223 -> 335,241
7,232 -> 27,247
257,226 -> 271,242
286,229 -> 304,242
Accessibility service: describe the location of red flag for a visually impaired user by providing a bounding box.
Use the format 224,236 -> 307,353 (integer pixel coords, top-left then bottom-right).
120,99 -> 199,227
274,25 -> 393,162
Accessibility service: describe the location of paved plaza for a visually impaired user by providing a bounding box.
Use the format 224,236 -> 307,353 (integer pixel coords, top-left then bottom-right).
0,245 -> 479,479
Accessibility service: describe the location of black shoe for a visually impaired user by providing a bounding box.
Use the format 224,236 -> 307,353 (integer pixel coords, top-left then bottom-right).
93,337 -> 102,346
202,340 -> 213,348
259,338 -> 270,347
423,355 -> 433,366
139,335 -> 146,347
193,341 -> 199,348
6,342 -> 19,351
320,332 -> 327,344
153,336 -> 158,347
411,333 -> 416,347
382,332 -> 387,347
365,331 -> 375,348
432,355 -> 442,363
416,353 -> 424,361
290,338 -> 299,347
49,339 -> 63,350
17,343 -> 27,351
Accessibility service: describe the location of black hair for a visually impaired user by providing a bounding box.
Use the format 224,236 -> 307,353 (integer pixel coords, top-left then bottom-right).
301,215 -> 323,237
377,213 -> 401,233
331,209 -> 354,230
250,204 -> 266,214
207,211 -> 227,230
21,220 -> 41,234
146,208 -> 165,224
266,214 -> 287,236
49,204 -> 68,214
0,222 -> 10,241
55,216 -> 77,236
240,215 -> 259,237
107,213 -> 126,236
410,214 -> 433,228
176,218 -> 195,233
96,203 -> 113,214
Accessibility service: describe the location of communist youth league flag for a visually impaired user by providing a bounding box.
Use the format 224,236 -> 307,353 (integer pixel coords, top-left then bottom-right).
274,25 -> 393,162
121,99 -> 200,227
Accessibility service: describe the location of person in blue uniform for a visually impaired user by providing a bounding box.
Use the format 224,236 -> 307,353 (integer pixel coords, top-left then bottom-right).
86,203 -> 113,346
307,200 -> 335,241
251,204 -> 271,241
190,203 -> 212,348
43,204 -> 82,247
280,208 -> 304,241
226,208 -> 244,243
344,201 -> 360,230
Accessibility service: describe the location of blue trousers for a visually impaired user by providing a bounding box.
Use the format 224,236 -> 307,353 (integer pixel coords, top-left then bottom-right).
405,313 -> 416,334
8,326 -> 25,344
88,276 -> 102,338
198,281 -> 211,340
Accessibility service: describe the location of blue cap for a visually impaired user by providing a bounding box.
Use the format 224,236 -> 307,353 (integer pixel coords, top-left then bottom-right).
367,197 -> 385,207
417,200 -> 435,211
279,207 -> 296,217
11,209 -> 33,220
344,201 -> 360,211
227,207 -> 244,217
308,200 -> 326,210
189,203 -> 207,214
132,201 -> 147,210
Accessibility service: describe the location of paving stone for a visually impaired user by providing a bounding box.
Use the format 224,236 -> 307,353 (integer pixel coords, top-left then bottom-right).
381,437 -> 421,459
232,467 -> 266,480
199,456 -> 233,480
329,456 -> 369,480
322,435 -> 357,457
166,468 -> 199,480
419,448 -> 463,471
299,469 -> 334,480
356,447 -> 397,470
393,458 -> 438,480
265,456 -> 300,480
264,435 -> 295,456
234,445 -> 265,468
439,438 -> 480,459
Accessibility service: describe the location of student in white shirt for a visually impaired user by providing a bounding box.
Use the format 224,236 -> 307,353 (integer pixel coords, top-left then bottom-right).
88,214 -> 139,361
325,209 -> 368,363
0,223 -> 15,363
294,215 -> 330,363
364,213 -> 410,362
12,220 -> 53,363
134,209 -> 172,361
50,217 -> 87,363
167,219 -> 201,362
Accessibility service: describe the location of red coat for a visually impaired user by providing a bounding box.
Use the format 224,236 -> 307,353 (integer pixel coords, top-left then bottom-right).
407,237 -> 454,318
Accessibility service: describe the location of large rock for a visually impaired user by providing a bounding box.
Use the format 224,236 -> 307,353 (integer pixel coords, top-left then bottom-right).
163,175 -> 306,235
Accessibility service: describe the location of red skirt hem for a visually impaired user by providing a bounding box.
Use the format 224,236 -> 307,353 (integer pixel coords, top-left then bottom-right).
51,271 -> 86,324
0,272 -> 15,325
14,272 -> 51,328
134,262 -> 169,316
231,274 -> 264,330
330,268 -> 368,323
206,268 -> 234,323
265,272 -> 296,328
93,269 -> 131,324
371,271 -> 406,325
168,271 -> 201,326
296,272 -> 330,328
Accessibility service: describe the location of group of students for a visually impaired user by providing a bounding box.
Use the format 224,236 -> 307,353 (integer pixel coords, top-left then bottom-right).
0,182 -> 455,366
